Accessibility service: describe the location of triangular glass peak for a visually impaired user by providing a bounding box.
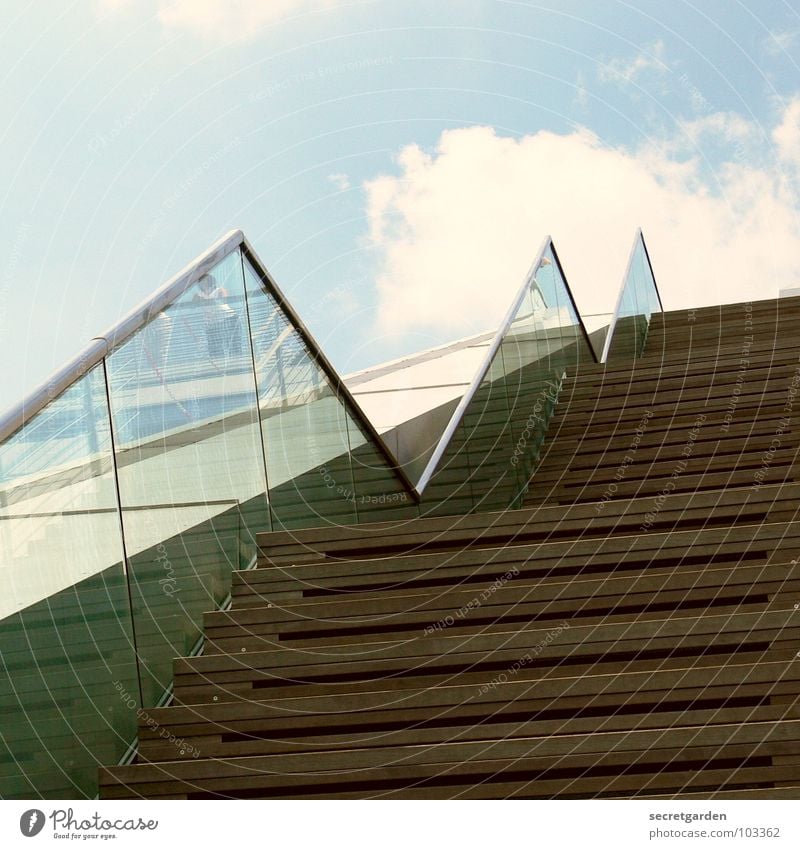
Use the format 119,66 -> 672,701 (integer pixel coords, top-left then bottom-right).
601,229 -> 663,362
416,236 -> 596,515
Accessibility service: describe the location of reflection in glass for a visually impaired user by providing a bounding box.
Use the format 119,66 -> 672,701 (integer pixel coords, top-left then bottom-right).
243,258 -> 356,528
242,256 -> 415,528
0,365 -> 138,799
0,235 -> 426,799
106,249 -> 267,705
347,416 -> 419,522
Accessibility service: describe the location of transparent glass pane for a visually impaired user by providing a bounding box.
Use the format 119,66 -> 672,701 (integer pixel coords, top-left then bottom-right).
421,242 -> 583,515
533,245 -> 594,373
243,258 -> 358,529
581,312 -> 614,361
107,248 -> 267,706
243,259 -> 417,527
0,365 -> 138,799
605,234 -> 662,361
347,418 -> 419,522
462,349 -> 517,512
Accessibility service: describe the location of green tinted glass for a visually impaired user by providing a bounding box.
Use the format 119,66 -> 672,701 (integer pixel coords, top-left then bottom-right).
106,249 -> 267,705
0,365 -> 138,799
604,233 -> 662,361
421,241 -> 587,514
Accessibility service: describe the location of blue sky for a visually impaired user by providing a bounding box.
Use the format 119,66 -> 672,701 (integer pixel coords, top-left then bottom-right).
2,0 -> 800,411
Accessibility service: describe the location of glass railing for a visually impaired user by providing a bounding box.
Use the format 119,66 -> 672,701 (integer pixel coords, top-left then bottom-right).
580,312 -> 615,362
417,238 -> 596,514
0,227 -> 659,798
0,232 -> 416,799
601,229 -> 663,362
241,257 -> 417,528
0,364 -> 140,799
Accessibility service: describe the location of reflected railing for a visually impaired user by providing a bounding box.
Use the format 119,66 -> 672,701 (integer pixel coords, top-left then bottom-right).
0,231 -> 416,799
600,229 -> 663,362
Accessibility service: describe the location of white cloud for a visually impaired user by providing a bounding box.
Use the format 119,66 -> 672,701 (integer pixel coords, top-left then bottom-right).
598,40 -> 669,83
671,111 -> 763,164
680,111 -> 757,145
363,111 -> 800,340
764,29 -> 797,57
100,0 -> 334,40
328,173 -> 351,191
773,96 -> 800,168
574,71 -> 589,110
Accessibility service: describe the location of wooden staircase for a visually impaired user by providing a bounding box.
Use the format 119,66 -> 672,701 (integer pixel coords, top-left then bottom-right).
530,299 -> 800,506
99,296 -> 800,799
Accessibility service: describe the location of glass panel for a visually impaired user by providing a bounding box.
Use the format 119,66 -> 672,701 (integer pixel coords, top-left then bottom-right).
243,258 -> 358,529
532,246 -> 595,374
242,259 -> 416,528
459,346 -> 517,513
604,233 -> 662,361
0,366 -> 138,799
0,242 -> 425,798
499,283 -> 557,508
349,333 -> 493,485
421,242 -> 587,515
347,418 -> 419,522
106,249 -> 267,706
580,312 -> 614,361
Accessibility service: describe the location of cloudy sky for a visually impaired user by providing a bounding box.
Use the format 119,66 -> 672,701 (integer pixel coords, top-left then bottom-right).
2,0 -> 800,411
